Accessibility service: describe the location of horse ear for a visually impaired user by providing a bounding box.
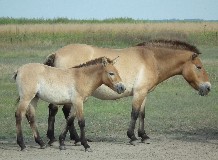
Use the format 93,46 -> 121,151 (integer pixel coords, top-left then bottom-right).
192,53 -> 198,60
102,57 -> 108,67
112,56 -> 119,65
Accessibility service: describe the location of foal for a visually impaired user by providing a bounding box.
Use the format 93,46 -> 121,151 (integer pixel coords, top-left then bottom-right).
14,57 -> 125,151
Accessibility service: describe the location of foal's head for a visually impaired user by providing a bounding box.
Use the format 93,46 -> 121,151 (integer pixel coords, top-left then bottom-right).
182,53 -> 211,96
101,57 -> 126,94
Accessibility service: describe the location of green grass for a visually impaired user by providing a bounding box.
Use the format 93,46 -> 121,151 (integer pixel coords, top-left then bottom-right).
1,17 -> 217,24
0,23 -> 218,144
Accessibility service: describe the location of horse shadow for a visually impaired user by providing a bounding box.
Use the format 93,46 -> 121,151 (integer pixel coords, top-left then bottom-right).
163,128 -> 218,144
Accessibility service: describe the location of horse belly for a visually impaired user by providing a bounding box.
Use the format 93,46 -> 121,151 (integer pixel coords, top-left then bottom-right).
38,83 -> 73,104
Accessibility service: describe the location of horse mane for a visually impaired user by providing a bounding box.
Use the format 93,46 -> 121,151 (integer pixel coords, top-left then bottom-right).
73,57 -> 113,68
136,39 -> 201,54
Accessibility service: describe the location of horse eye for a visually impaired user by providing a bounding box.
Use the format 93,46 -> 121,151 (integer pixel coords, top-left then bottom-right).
196,66 -> 202,70
109,72 -> 115,76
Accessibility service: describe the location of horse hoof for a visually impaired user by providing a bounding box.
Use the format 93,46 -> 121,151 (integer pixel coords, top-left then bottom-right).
129,140 -> 137,146
141,138 -> 151,144
59,145 -> 66,150
85,148 -> 93,152
40,144 -> 47,149
21,147 -> 27,152
48,139 -> 57,146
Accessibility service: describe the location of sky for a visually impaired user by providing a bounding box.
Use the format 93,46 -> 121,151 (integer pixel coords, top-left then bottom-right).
0,0 -> 218,20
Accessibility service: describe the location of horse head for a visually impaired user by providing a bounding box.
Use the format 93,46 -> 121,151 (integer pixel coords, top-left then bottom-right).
101,57 -> 126,94
182,53 -> 211,96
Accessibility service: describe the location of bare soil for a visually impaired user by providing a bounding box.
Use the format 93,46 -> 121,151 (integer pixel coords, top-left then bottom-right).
1,134 -> 218,160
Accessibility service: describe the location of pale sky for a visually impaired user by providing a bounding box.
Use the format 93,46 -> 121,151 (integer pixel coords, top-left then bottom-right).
0,0 -> 218,20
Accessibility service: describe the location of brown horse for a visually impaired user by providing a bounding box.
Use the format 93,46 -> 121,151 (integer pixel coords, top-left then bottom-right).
44,40 -> 211,146
14,57 -> 125,151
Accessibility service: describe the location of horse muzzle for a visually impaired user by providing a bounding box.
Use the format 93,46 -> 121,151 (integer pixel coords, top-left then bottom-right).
115,83 -> 126,94
198,82 -> 211,96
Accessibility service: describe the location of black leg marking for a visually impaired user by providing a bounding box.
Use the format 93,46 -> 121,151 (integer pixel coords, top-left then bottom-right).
15,112 -> 26,151
138,130 -> 150,142
62,105 -> 80,143
138,109 -> 150,143
78,119 -> 91,151
47,104 -> 58,145
26,113 -> 46,149
127,108 -> 139,145
59,116 -> 74,150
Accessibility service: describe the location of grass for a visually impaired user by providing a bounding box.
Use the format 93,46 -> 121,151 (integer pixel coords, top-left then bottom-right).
1,22 -> 218,47
0,21 -> 218,144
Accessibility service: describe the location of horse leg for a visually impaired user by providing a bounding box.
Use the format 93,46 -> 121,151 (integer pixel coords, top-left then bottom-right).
127,91 -> 147,145
59,115 -> 74,150
47,103 -> 58,145
74,102 -> 91,152
62,105 -> 80,145
15,98 -> 31,151
26,97 -> 46,149
137,97 -> 150,143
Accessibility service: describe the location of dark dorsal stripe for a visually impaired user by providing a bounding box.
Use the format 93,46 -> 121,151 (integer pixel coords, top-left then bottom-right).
73,57 -> 112,68
136,39 -> 201,54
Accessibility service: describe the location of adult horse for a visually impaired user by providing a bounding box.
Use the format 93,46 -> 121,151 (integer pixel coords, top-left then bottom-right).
44,39 -> 211,146
14,57 -> 125,151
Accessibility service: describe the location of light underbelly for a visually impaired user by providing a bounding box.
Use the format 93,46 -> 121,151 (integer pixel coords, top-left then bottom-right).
38,93 -> 72,105
37,84 -> 74,105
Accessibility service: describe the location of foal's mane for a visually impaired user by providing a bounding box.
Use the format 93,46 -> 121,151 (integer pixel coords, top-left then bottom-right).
73,57 -> 112,68
136,39 -> 201,54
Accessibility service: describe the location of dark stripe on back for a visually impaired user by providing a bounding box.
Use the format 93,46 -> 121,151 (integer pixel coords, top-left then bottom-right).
136,39 -> 201,54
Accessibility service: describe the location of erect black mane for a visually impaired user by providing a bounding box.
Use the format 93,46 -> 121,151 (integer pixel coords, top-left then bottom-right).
136,39 -> 201,54
73,57 -> 112,68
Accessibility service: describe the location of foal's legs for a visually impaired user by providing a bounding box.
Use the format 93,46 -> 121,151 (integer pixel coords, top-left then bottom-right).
26,97 -> 46,149
47,103 -> 58,145
59,115 -> 74,150
127,91 -> 148,145
15,97 -> 33,150
75,102 -> 91,152
62,105 -> 80,144
59,101 -> 90,151
47,104 -> 80,145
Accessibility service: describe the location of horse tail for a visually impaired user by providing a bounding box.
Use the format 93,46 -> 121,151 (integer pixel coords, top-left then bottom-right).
12,70 -> 18,81
44,53 -> 56,67
12,71 -> 19,105
15,97 -> 20,105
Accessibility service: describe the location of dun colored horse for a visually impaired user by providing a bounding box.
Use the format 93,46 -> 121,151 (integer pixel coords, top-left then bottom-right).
14,57 -> 125,151
44,40 -> 211,146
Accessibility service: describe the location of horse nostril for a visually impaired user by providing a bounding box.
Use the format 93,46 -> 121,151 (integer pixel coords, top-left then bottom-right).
121,85 -> 126,91
207,86 -> 211,92
118,84 -> 125,93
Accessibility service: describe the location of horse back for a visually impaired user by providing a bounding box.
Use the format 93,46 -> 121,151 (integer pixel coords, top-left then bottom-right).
54,44 -> 95,68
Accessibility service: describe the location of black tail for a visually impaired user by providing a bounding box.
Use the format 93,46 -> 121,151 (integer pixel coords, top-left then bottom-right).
15,97 -> 20,105
13,72 -> 19,105
44,53 -> 56,67
13,71 -> 18,81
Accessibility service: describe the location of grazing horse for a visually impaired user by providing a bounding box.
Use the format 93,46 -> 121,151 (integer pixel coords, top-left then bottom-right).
44,40 -> 211,146
14,57 -> 125,151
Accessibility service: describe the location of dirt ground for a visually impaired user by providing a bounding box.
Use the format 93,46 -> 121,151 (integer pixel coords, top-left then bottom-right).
1,134 -> 218,160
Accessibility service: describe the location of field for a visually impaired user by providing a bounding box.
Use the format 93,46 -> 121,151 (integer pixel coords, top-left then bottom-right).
0,20 -> 218,159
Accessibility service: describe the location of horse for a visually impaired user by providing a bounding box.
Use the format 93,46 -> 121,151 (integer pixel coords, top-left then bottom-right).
14,57 -> 126,151
44,39 -> 211,146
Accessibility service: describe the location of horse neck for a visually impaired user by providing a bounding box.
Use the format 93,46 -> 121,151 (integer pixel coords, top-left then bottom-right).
155,50 -> 191,83
73,65 -> 103,96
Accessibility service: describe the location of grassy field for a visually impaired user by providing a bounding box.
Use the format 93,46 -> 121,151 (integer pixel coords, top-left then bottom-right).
0,20 -> 218,144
